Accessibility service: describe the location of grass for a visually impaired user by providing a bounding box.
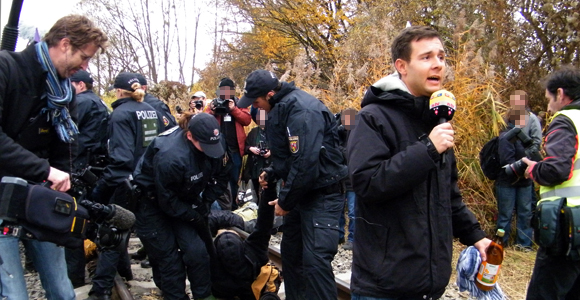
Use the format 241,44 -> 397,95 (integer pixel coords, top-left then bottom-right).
451,241 -> 536,300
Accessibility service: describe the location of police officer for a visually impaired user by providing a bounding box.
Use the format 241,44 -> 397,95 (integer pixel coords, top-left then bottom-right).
135,73 -> 177,131
87,72 -> 164,300
70,69 -> 109,171
522,66 -> 580,299
237,70 -> 348,300
133,112 -> 230,300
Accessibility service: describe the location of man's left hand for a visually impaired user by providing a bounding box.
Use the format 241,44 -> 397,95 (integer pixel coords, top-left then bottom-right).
474,238 -> 492,261
228,100 -> 236,111
268,199 -> 289,216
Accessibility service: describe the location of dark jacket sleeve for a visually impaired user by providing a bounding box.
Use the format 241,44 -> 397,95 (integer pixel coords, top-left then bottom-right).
202,148 -> 232,204
208,210 -> 245,236
531,115 -> 577,186
277,109 -> 325,211
155,158 -> 202,221
347,110 -> 439,203
245,127 -> 258,154
0,57 -> 50,181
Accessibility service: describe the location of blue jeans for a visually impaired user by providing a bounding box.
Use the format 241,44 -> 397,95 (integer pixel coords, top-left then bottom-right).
496,184 -> 533,247
0,235 -> 75,300
339,191 -> 356,242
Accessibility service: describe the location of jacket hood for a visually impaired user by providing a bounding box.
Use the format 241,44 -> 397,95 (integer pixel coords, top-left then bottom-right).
362,73 -> 432,121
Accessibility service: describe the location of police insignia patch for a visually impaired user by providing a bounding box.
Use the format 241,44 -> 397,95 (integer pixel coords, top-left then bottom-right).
163,116 -> 170,127
289,136 -> 299,153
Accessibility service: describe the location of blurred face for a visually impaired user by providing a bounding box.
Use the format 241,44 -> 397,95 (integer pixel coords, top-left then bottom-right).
51,39 -> 99,78
396,37 -> 445,97
257,108 -> 267,128
219,86 -> 235,100
510,93 -> 528,127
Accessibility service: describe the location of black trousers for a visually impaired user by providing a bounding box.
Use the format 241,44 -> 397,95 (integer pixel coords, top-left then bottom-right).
65,246 -> 85,287
136,200 -> 212,300
90,237 -> 132,295
526,246 -> 580,300
281,191 -> 342,300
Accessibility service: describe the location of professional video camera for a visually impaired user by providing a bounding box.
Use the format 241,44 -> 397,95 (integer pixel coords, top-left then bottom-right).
211,97 -> 231,115
503,127 -> 543,178
0,176 -> 135,249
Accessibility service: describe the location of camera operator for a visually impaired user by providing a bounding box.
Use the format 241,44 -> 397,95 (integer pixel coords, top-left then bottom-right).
206,78 -> 251,210
87,73 -> 164,300
132,112 -> 231,300
495,90 -> 542,251
242,107 -> 271,202
0,15 -> 107,300
522,66 -> 580,299
190,90 -> 208,114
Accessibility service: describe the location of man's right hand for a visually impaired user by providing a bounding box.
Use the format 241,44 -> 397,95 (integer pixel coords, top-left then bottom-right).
48,167 -> 71,192
428,122 -> 455,154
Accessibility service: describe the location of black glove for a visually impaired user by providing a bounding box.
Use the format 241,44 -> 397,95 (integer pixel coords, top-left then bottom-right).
91,181 -> 115,204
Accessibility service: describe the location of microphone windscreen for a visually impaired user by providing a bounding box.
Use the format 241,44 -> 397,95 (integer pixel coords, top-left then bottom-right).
429,89 -> 456,121
108,204 -> 135,230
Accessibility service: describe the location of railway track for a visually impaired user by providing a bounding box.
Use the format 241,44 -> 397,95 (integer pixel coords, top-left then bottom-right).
232,227 -> 352,300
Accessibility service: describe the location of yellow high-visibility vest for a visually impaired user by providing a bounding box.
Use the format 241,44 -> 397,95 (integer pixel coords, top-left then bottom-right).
539,109 -> 580,207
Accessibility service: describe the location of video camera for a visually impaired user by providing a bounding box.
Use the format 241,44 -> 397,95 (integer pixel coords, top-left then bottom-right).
0,175 -> 135,249
211,98 -> 231,115
503,127 -> 543,178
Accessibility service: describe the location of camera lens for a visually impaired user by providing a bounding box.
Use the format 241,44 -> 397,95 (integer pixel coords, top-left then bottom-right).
505,159 -> 527,178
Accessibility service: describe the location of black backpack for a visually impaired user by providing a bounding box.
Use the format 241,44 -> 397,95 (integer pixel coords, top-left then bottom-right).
479,136 -> 501,180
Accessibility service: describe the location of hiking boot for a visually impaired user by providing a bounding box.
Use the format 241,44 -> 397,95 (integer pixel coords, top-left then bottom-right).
140,259 -> 151,268
515,245 -> 533,253
84,292 -> 112,300
338,237 -> 345,245
342,241 -> 353,250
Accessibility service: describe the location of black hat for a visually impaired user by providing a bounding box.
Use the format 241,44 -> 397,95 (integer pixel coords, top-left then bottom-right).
135,73 -> 147,86
70,70 -> 94,84
187,113 -> 224,158
219,77 -> 235,88
114,72 -> 140,92
214,232 -> 253,279
237,70 -> 279,108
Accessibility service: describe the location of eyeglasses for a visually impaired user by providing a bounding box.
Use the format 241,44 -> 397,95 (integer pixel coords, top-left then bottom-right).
76,46 -> 92,63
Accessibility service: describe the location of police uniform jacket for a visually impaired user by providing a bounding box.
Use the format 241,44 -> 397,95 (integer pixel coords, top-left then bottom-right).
143,93 -> 176,131
347,74 -> 486,299
74,89 -> 109,170
101,97 -> 163,187
0,43 -> 77,182
266,81 -> 347,211
133,127 -> 231,221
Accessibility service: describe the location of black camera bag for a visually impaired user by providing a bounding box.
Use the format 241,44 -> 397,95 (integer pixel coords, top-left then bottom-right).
564,205 -> 580,260
535,197 -> 567,256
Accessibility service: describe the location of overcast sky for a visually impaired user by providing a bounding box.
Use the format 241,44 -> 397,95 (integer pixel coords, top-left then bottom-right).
0,0 -> 216,80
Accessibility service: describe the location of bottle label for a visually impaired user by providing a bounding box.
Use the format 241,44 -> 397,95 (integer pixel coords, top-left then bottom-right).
476,261 -> 501,286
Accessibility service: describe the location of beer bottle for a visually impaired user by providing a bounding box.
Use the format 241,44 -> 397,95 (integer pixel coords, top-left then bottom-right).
475,229 -> 505,291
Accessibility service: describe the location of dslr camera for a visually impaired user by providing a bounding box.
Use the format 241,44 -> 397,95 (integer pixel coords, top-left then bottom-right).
258,141 -> 269,156
503,127 -> 543,178
193,100 -> 204,110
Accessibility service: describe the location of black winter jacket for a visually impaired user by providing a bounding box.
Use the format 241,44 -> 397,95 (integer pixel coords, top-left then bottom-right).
74,89 -> 109,170
0,43 -> 77,182
266,82 -> 348,211
496,122 -> 533,187
133,126 -> 231,221
143,93 -> 176,131
530,100 -> 580,186
347,74 -> 486,299
100,98 -> 163,187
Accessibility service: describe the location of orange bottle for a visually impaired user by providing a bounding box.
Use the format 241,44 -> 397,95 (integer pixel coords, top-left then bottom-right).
475,229 -> 505,291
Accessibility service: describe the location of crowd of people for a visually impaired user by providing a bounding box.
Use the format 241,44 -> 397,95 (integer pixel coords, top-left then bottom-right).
0,14 -> 579,300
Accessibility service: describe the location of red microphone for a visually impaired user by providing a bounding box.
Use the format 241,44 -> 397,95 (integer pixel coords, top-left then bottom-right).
429,90 -> 456,165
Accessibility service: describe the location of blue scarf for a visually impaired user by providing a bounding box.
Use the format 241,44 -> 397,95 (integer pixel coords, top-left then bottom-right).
35,41 -> 78,143
456,246 -> 506,300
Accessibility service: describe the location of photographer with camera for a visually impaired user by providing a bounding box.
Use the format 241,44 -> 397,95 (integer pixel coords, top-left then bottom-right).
495,90 -> 542,251
0,15 -> 107,300
242,107 -> 271,201
206,78 -> 251,210
132,112 -> 231,300
521,66 -> 580,299
190,91 -> 207,114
